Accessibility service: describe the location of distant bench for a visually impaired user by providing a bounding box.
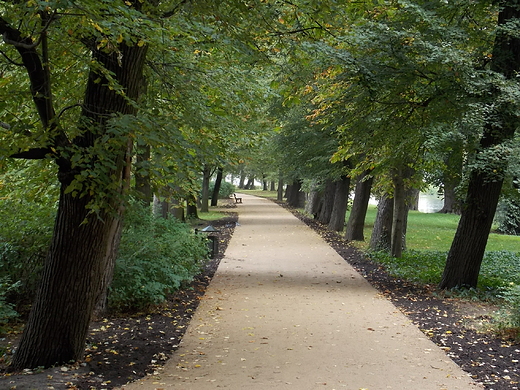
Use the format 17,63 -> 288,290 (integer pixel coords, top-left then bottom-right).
233,194 -> 243,203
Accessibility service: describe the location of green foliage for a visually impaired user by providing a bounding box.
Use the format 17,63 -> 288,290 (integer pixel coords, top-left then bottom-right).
0,198 -> 55,304
497,284 -> 520,329
0,277 -> 20,330
109,204 -> 209,312
209,181 -> 235,199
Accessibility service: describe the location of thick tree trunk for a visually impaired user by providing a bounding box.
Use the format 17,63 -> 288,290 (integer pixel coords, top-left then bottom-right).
262,174 -> 268,191
328,176 -> 350,232
211,167 -> 223,207
318,179 -> 336,225
370,194 -> 393,252
186,194 -> 199,219
391,173 -> 407,258
239,172 -> 246,189
11,37 -> 148,369
277,177 -> 284,201
245,177 -> 254,190
201,165 -> 211,213
270,181 -> 276,191
438,181 -> 460,214
305,186 -> 322,219
286,179 -> 304,208
345,172 -> 373,241
439,2 -> 520,289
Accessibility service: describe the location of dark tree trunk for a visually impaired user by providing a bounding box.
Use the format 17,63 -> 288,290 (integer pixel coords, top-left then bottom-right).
328,176 -> 351,232
287,180 -> 303,208
262,174 -> 268,191
438,181 -> 460,214
440,3 -> 520,289
201,165 -> 211,213
186,194 -> 199,219
245,177 -> 254,190
211,167 -> 223,207
171,197 -> 185,221
391,172 -> 406,258
370,194 -> 393,252
270,181 -> 276,191
277,177 -> 284,201
318,179 -> 336,225
345,172 -> 373,241
11,36 -> 148,369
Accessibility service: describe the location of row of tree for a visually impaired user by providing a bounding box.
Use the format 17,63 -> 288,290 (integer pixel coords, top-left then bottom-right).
1,0 -> 519,372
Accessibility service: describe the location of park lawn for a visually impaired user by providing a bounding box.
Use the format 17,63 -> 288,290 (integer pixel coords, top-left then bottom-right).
355,206 -> 520,253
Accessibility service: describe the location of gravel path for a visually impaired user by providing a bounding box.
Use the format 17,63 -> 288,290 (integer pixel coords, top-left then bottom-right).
121,194 -> 481,390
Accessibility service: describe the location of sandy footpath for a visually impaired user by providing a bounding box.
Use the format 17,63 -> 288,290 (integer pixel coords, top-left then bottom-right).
121,194 -> 482,390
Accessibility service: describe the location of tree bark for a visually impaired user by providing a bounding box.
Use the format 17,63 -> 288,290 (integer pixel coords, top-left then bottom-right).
328,176 -> 350,232
270,181 -> 276,191
439,2 -> 520,289
345,172 -> 373,241
286,179 -> 303,208
201,165 -> 211,213
11,37 -> 148,369
391,172 -> 407,258
186,194 -> 199,219
211,167 -> 223,207
318,179 -> 336,225
305,184 -> 322,219
438,180 -> 460,214
277,176 -> 284,201
370,194 -> 393,252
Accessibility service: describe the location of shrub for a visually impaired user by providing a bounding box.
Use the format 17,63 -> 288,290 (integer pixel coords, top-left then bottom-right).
209,181 -> 235,199
109,204 -> 209,312
0,199 -> 55,307
0,277 -> 19,332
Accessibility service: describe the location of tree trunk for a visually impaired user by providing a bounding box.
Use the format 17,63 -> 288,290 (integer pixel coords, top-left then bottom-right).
438,181 -> 460,214
408,188 -> 419,211
186,194 -> 199,219
328,176 -> 350,232
11,35 -> 148,369
239,171 -> 246,189
345,172 -> 373,241
439,3 -> 520,289
277,177 -> 284,201
305,183 -> 322,219
245,177 -> 254,190
270,181 -> 276,191
318,179 -> 336,225
391,172 -> 406,258
211,167 -> 223,207
286,179 -> 303,208
262,174 -> 268,191
370,194 -> 393,252
201,165 -> 211,213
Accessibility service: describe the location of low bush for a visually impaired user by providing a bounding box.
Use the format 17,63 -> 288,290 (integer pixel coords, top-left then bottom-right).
209,181 -> 235,199
0,199 -> 55,308
109,204 -> 209,312
0,277 -> 20,333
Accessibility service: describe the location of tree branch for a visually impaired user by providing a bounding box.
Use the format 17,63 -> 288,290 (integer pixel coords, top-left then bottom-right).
10,147 -> 53,160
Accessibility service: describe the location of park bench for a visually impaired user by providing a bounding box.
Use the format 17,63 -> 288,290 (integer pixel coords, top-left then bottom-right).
233,193 -> 243,203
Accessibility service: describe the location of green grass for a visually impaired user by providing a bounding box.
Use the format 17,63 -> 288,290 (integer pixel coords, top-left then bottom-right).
353,206 -> 520,252
240,189 -> 279,200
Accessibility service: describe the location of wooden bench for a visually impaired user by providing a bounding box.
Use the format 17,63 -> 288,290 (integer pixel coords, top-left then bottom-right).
233,193 -> 242,203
